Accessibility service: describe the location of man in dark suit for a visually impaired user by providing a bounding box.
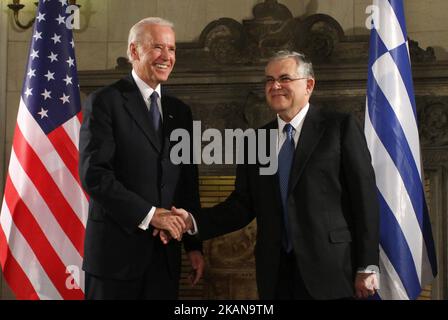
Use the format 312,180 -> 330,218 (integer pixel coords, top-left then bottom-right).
173,50 -> 379,300
79,17 -> 203,300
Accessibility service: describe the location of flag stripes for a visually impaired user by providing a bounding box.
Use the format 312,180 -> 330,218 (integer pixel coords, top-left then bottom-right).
17,100 -> 88,227
377,192 -> 422,293
365,0 -> 437,300
1,200 -> 61,300
48,126 -> 81,184
61,116 -> 82,155
6,150 -> 83,274
3,176 -> 83,299
365,110 -> 425,278
378,247 -> 408,300
373,0 -> 406,50
11,125 -> 84,255
0,214 -> 40,300
0,0 -> 86,299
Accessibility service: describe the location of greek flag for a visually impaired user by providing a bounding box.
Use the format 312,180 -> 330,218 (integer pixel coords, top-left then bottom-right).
365,0 -> 437,300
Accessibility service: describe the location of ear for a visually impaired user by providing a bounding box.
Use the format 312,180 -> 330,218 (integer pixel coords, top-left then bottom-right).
306,78 -> 315,95
129,43 -> 139,61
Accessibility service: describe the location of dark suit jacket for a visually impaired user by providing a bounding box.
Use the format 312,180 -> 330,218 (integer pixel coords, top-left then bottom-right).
79,75 -> 201,286
194,105 -> 379,300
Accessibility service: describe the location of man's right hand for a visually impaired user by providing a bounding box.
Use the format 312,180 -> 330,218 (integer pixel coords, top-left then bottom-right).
171,206 -> 193,232
150,208 -> 186,241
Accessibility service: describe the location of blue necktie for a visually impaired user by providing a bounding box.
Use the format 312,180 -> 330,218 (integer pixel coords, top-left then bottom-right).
149,91 -> 161,134
278,123 -> 295,253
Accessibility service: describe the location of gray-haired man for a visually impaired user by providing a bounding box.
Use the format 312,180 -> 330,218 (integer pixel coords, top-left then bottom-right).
79,17 -> 203,299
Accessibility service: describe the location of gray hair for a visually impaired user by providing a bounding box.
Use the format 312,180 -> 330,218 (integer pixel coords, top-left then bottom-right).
127,17 -> 174,62
267,50 -> 314,78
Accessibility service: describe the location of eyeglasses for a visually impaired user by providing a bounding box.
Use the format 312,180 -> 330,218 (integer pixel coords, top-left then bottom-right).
264,76 -> 308,86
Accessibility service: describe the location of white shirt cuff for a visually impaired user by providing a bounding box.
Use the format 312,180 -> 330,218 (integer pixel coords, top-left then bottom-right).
138,206 -> 156,230
187,212 -> 198,235
357,265 -> 379,274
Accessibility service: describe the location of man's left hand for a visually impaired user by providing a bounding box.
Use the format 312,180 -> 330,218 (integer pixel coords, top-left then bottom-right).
354,273 -> 378,299
187,250 -> 204,286
152,228 -> 172,244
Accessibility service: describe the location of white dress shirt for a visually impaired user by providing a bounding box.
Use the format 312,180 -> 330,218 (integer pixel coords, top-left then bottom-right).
132,69 -> 163,120
276,103 -> 310,154
131,69 -> 162,230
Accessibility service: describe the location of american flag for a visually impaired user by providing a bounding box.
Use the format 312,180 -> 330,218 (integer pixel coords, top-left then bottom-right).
0,0 -> 87,299
365,0 -> 437,299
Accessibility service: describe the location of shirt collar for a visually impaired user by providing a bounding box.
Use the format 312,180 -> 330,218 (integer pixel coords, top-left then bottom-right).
131,69 -> 161,101
277,103 -> 310,134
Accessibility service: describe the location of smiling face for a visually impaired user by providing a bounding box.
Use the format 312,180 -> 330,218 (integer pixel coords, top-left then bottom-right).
129,24 -> 176,88
265,57 -> 315,122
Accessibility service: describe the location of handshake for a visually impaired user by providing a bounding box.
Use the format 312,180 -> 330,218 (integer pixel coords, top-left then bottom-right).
150,206 -> 194,244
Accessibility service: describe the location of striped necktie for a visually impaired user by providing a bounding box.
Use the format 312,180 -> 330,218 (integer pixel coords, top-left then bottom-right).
149,91 -> 161,133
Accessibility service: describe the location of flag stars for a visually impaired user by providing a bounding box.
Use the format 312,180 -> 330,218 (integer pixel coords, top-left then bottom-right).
27,68 -> 36,79
24,87 -> 33,98
60,93 -> 70,104
66,57 -> 75,67
30,49 -> 39,60
44,70 -> 55,82
63,75 -> 73,86
70,39 -> 75,48
56,14 -> 66,25
47,51 -> 58,62
59,0 -> 68,6
51,33 -> 61,44
37,108 -> 49,119
36,12 -> 46,23
41,89 -> 52,100
33,31 -> 42,41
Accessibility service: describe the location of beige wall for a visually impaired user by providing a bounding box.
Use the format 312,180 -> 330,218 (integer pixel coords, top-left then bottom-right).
0,0 -> 7,195
0,0 -> 448,299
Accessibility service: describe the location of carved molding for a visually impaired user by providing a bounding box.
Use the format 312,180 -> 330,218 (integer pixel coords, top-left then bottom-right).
423,149 -> 448,167
419,100 -> 448,147
204,220 -> 257,299
409,39 -> 437,63
243,91 -> 275,128
204,271 -> 257,299
114,0 -> 435,70
206,221 -> 256,269
198,4 -> 344,65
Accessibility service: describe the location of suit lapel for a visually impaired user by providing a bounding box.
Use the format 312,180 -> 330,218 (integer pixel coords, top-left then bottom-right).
262,120 -> 283,211
161,94 -> 176,135
289,105 -> 325,192
161,94 -> 176,156
121,75 -> 162,152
